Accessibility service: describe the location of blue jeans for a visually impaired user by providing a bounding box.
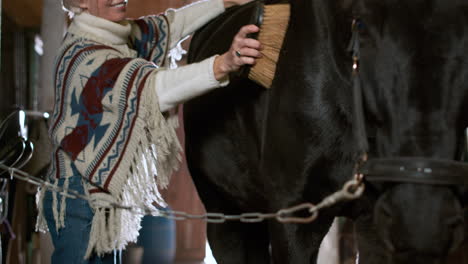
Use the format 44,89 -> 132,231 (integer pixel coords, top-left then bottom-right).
43,176 -> 120,264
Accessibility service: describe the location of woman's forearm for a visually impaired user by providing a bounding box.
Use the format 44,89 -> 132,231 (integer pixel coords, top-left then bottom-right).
155,55 -> 229,112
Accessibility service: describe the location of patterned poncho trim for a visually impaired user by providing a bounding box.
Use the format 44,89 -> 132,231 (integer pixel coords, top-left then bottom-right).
36,13 -> 182,258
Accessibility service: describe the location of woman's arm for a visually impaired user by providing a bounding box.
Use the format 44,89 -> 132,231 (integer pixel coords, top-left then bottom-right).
155,56 -> 226,112
165,0 -> 225,49
223,0 -> 256,8
165,0 -> 256,48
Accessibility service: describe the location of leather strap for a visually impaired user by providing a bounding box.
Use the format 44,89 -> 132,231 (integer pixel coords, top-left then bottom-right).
359,157 -> 468,185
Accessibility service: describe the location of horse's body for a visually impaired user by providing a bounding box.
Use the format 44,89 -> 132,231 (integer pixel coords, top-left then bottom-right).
184,1 -> 468,263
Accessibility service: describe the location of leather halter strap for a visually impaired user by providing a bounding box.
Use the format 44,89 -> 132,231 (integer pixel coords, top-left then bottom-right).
359,158 -> 468,185
347,20 -> 468,186
348,19 -> 369,154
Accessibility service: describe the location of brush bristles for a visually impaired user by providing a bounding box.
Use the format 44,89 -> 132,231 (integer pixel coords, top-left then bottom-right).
248,4 -> 290,88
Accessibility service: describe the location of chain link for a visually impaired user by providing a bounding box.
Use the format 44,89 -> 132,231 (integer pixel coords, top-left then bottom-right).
0,162 -> 365,224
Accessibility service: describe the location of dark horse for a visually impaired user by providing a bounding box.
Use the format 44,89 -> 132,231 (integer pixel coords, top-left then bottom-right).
184,0 -> 468,263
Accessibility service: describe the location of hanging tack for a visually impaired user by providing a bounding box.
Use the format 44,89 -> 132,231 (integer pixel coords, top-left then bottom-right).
8,167 -> 15,181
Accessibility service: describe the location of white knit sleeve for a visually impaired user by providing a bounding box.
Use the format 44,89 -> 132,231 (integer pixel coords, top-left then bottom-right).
165,0 -> 225,49
155,55 -> 229,112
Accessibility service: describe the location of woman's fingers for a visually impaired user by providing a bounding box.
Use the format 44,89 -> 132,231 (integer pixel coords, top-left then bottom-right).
213,24 -> 263,81
234,47 -> 262,60
244,38 -> 262,49
232,25 -> 262,64
236,24 -> 260,39
236,56 -> 256,65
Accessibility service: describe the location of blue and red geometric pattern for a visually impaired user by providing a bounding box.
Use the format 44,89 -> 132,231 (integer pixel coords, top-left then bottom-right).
61,58 -> 132,160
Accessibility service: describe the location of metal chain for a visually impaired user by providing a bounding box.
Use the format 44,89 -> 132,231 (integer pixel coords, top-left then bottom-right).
0,179 -> 9,224
0,162 -> 365,224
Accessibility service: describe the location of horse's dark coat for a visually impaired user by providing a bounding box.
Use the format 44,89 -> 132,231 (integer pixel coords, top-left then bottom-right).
184,1 -> 468,263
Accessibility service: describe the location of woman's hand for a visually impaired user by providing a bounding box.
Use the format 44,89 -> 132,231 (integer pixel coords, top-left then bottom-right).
213,24 -> 262,81
224,0 -> 256,8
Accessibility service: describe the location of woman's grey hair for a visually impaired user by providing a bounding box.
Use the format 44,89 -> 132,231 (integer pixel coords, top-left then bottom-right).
62,0 -> 84,14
